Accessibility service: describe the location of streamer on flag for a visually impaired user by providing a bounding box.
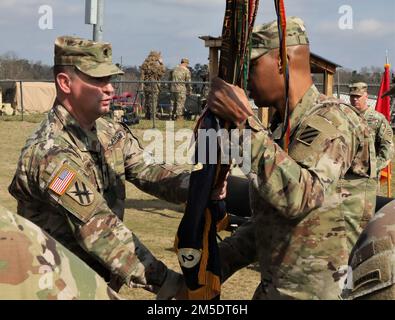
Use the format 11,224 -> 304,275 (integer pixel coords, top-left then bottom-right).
174,0 -> 260,300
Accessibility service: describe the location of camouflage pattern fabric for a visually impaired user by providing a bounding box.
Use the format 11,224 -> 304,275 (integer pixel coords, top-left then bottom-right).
250,16 -> 309,60
362,108 -> 394,173
170,92 -> 187,117
54,36 -> 123,78
169,65 -> 191,117
9,103 -> 190,294
143,91 -> 159,120
169,65 -> 191,94
0,204 -> 119,300
140,51 -> 165,119
349,82 -> 368,96
342,200 -> 395,300
219,85 -> 377,299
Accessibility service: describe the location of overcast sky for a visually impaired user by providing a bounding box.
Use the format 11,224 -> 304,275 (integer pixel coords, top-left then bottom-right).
0,0 -> 394,70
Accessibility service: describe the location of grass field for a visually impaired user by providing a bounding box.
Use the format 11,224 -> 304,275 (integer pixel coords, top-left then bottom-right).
0,116 -> 260,300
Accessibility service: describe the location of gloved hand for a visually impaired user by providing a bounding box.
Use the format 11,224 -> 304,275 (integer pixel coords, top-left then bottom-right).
156,269 -> 186,300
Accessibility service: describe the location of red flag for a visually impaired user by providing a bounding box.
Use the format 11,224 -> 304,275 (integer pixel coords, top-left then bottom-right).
375,63 -> 391,120
375,63 -> 392,194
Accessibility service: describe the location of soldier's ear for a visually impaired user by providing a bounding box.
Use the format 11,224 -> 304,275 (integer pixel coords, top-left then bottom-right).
56,72 -> 73,94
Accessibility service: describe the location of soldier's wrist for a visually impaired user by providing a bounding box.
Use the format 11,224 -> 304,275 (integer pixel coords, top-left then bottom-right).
156,269 -> 184,300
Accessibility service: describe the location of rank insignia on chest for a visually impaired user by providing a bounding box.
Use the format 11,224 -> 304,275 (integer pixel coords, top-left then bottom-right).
49,166 -> 76,195
67,180 -> 95,206
296,125 -> 320,146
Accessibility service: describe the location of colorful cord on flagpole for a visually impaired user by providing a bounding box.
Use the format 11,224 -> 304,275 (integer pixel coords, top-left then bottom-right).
274,0 -> 290,152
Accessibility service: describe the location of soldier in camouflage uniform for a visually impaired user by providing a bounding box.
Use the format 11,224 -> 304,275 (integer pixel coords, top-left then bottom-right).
169,58 -> 192,120
341,199 -> 395,300
0,204 -> 119,300
208,17 -> 377,299
140,51 -> 165,120
8,36 -> 190,299
349,82 -> 394,174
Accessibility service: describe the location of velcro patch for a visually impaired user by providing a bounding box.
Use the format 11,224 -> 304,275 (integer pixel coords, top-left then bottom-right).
49,164 -> 76,195
353,269 -> 381,291
66,180 -> 95,206
297,125 -> 320,146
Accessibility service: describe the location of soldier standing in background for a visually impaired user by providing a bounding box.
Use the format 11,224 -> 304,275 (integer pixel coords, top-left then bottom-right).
9,36 -> 190,299
208,17 -> 377,299
0,204 -> 120,300
140,51 -> 165,120
342,85 -> 395,300
349,82 -> 394,175
169,58 -> 191,120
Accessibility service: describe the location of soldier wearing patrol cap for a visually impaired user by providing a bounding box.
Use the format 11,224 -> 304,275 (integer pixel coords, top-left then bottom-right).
8,36 -> 190,299
207,16 -> 377,299
349,82 -> 394,175
169,58 -> 192,120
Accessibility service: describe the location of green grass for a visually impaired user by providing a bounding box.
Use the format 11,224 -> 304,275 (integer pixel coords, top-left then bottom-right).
1,113 -> 45,123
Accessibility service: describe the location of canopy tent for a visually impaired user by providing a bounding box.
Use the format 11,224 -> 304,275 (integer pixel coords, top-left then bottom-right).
13,81 -> 56,114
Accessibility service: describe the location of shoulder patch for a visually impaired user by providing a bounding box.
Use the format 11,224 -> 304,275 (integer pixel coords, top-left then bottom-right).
49,164 -> 76,196
66,180 -> 95,206
296,125 -> 320,146
47,162 -> 101,223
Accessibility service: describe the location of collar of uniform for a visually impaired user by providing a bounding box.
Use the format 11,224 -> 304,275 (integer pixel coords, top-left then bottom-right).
53,104 -> 101,153
271,85 -> 320,142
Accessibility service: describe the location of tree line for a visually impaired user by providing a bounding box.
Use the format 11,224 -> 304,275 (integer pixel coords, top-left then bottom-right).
0,51 -> 393,86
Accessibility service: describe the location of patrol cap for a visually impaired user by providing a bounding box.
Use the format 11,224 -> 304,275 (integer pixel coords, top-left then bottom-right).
382,85 -> 395,98
54,36 -> 124,78
181,58 -> 189,64
349,82 -> 368,96
251,16 -> 309,61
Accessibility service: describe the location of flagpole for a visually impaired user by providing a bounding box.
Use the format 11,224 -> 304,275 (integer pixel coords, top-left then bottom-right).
388,162 -> 392,197
385,51 -> 392,197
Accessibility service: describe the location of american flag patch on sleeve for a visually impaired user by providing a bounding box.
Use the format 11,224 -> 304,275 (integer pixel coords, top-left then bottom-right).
49,166 -> 76,195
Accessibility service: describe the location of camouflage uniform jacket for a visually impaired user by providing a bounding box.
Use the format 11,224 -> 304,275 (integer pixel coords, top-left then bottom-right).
342,199 -> 395,300
169,65 -> 191,93
362,107 -> 394,172
9,103 -> 190,291
220,85 -> 377,300
0,204 -> 119,300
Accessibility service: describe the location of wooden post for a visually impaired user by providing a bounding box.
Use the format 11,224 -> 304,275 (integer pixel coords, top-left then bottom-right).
387,162 -> 392,197
324,71 -> 334,96
209,48 -> 219,80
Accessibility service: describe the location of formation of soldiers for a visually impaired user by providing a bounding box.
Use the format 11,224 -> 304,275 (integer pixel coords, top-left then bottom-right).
1,15 -> 395,300
139,53 -> 192,121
